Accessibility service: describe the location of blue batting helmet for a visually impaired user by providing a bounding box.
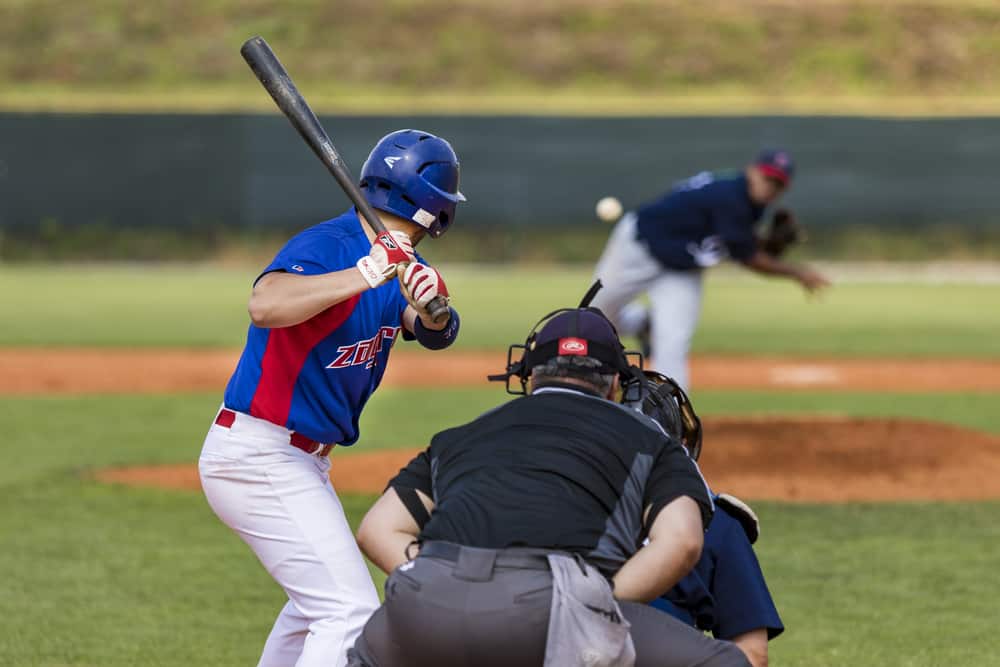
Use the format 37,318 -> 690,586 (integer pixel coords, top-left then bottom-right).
359,129 -> 466,238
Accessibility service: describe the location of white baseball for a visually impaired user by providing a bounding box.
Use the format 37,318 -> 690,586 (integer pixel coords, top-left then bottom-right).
595,196 -> 623,223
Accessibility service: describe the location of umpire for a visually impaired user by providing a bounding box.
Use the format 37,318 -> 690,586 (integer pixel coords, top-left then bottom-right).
347,304 -> 749,667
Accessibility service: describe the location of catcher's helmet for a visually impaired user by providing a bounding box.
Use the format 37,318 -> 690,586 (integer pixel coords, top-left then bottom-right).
628,370 -> 703,460
360,129 -> 466,238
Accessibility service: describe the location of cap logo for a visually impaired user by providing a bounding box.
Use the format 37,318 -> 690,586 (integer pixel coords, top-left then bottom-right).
558,337 -> 588,356
384,156 -> 402,169
774,152 -> 789,166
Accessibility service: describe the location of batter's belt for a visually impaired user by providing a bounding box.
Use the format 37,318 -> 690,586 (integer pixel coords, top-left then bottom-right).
215,408 -> 334,457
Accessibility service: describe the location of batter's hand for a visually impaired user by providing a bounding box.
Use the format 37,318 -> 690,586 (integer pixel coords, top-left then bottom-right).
399,263 -> 450,322
357,231 -> 416,289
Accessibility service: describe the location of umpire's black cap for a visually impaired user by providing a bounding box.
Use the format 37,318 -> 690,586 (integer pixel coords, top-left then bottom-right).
525,308 -> 625,374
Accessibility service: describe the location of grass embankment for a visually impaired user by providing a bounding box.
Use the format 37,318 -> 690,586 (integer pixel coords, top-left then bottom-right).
2,263 -> 999,357
4,1 -> 1000,114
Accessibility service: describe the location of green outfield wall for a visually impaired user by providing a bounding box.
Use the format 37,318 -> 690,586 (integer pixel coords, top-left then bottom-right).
1,113 -> 998,230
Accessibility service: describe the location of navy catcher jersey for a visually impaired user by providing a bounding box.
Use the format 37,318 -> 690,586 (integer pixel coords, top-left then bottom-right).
224,209 -> 417,445
651,499 -> 784,640
634,171 -> 765,270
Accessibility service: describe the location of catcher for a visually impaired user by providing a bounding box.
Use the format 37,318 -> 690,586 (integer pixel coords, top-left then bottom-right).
630,371 -> 784,667
590,148 -> 831,388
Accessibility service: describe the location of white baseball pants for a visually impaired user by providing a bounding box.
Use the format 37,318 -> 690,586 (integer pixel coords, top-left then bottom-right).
199,409 -> 379,667
591,212 -> 704,389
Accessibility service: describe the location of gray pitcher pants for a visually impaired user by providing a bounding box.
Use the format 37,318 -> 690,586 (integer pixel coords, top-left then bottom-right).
348,542 -> 749,667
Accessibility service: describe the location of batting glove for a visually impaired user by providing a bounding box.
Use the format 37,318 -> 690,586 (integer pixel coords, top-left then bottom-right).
400,263 -> 450,319
356,231 -> 415,289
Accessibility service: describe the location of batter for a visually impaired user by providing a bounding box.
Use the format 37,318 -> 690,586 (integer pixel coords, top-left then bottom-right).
198,129 -> 465,667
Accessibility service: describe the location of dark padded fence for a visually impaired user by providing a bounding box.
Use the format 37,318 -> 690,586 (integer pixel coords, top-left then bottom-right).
1,113 -> 998,229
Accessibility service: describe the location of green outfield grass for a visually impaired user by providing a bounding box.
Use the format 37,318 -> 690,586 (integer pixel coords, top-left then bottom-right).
3,261 -> 997,665
2,264 -> 999,357
2,389 -> 999,666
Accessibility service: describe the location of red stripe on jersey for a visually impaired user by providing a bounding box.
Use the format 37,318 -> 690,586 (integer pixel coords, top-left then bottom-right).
249,295 -> 361,428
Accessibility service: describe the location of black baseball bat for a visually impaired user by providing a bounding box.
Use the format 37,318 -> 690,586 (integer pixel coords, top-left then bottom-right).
240,35 -> 450,322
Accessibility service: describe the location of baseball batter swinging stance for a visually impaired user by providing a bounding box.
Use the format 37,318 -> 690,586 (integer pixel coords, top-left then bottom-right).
591,148 -> 831,388
198,129 -> 465,667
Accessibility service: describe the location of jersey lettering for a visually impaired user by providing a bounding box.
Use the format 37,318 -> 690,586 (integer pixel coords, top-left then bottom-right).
327,345 -> 357,369
686,235 -> 729,268
326,326 -> 402,370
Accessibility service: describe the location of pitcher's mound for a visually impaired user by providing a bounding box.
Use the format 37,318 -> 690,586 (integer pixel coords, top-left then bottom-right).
696,416 -> 1000,501
95,417 -> 1000,502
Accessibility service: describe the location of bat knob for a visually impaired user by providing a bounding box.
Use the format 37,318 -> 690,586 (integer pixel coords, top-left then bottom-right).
428,296 -> 451,324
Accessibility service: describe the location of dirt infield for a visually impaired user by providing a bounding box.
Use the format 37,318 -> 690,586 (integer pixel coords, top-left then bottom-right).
94,417 -> 1000,502
4,348 -> 1000,394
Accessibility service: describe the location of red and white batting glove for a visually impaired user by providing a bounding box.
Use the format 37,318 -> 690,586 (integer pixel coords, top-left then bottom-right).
400,262 -> 450,319
356,231 -> 415,289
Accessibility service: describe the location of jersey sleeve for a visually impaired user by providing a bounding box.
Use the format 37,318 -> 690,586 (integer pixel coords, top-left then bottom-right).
707,512 -> 785,640
643,439 -> 714,532
387,448 -> 433,497
256,227 -> 356,283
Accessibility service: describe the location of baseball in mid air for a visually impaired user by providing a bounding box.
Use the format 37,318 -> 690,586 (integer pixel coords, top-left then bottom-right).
595,196 -> 624,223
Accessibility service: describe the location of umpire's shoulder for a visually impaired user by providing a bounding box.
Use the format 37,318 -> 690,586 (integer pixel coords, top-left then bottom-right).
605,399 -> 675,437
428,396 -> 523,446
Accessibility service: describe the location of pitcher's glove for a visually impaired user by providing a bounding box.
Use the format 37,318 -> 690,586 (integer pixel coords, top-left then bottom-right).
758,208 -> 804,257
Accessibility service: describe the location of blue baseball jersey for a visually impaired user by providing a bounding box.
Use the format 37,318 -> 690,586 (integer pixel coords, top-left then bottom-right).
634,171 -> 765,270
651,498 -> 784,641
224,209 -> 417,446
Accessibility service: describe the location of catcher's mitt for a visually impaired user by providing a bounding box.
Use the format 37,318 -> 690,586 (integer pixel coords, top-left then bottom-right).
758,208 -> 804,257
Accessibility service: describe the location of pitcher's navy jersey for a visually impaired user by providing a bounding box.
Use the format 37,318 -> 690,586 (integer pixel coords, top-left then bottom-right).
651,499 -> 784,641
635,171 -> 764,271
224,210 -> 416,446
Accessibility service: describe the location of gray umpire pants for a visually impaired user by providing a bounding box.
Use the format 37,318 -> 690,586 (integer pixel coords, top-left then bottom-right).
347,542 -> 749,667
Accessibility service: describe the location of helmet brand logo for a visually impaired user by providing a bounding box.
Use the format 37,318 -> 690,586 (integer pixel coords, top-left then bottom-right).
384,156 -> 402,169
412,208 -> 436,226
558,337 -> 588,356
